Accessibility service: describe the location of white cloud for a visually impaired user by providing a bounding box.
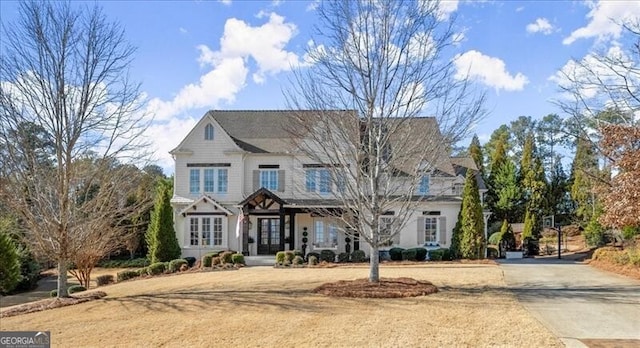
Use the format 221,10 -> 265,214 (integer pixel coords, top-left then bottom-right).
454,50 -> 529,92
144,117 -> 198,173
526,18 -> 554,35
272,0 -> 283,6
306,0 -> 319,12
564,1 -> 640,45
550,44 -> 637,100
218,0 -> 232,5
179,27 -> 187,34
437,0 -> 459,21
516,6 -> 525,12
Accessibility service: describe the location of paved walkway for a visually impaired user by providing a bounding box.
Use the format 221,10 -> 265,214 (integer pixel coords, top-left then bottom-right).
499,258 -> 640,348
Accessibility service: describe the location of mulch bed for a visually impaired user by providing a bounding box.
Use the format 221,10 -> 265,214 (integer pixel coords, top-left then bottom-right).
0,291 -> 107,318
313,277 -> 438,298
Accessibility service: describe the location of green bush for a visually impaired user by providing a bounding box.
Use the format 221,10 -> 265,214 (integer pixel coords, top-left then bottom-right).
137,267 -> 148,276
622,226 -> 639,241
168,259 -> 188,273
308,255 -> 318,266
147,262 -> 166,275
14,245 -> 41,292
389,247 -> 405,261
487,246 -> 499,259
441,248 -> 452,261
220,251 -> 234,264
415,247 -> 428,261
68,285 -> 86,294
184,257 -> 196,267
98,258 -> 149,268
275,251 -> 286,264
50,289 -> 58,297
320,249 -> 336,263
117,269 -> 140,282
284,251 -> 295,262
306,252 -> 320,262
232,253 -> 245,265
293,255 -> 304,265
0,228 -> 21,294
337,252 -> 350,263
401,248 -> 417,261
211,256 -> 221,266
429,249 -> 444,261
584,217 -> 606,247
202,254 -> 213,268
351,250 -> 366,262
294,250 -> 304,258
96,274 -> 114,286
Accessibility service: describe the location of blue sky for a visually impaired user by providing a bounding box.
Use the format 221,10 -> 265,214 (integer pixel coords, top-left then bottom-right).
2,0 -> 639,174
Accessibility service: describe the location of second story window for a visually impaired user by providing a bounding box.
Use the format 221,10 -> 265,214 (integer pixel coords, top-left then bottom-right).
204,124 -> 214,140
419,175 -> 430,195
306,168 -> 332,194
203,168 -> 228,194
452,183 -> 464,195
260,170 -> 278,191
190,169 -> 200,194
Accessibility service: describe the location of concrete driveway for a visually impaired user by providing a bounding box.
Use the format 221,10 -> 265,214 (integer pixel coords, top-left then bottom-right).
499,258 -> 640,348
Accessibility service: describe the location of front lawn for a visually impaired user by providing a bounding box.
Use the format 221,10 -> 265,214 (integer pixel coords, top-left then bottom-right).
0,264 -> 561,347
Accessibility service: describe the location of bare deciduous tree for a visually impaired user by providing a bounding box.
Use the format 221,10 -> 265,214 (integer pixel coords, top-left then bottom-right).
286,0 -> 485,282
0,1 -> 150,297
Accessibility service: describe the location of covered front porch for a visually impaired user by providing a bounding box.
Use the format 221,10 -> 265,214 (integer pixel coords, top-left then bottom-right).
237,188 -> 359,256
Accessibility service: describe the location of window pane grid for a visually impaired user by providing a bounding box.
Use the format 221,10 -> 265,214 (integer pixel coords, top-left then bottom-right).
260,170 -> 278,190
190,169 -> 200,194
212,217 -> 223,245
190,218 -> 199,245
204,169 -> 215,192
425,217 -> 438,242
201,218 -> 211,246
218,169 -> 228,193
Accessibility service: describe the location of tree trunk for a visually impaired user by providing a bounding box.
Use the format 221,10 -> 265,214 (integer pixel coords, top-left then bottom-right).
369,245 -> 379,282
57,261 -> 69,297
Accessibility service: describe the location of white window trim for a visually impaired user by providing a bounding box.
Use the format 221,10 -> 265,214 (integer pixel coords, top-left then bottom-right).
424,216 -> 439,244
185,215 -> 228,248
204,123 -> 214,140
190,168 -> 229,195
259,169 -> 279,191
312,218 -> 339,250
305,168 -> 333,195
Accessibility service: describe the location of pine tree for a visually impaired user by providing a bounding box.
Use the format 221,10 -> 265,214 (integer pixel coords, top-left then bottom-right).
486,130 -> 509,222
449,209 -> 463,260
493,160 -> 521,221
459,169 -> 485,259
0,226 -> 21,294
146,179 -> 181,263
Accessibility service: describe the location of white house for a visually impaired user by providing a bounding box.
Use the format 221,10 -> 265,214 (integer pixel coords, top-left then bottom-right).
170,110 -> 486,259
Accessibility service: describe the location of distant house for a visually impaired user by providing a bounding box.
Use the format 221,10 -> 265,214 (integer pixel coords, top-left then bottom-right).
169,110 -> 486,259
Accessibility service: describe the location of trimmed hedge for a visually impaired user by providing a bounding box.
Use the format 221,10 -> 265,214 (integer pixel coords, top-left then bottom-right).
98,258 -> 149,268
168,259 -> 188,273
284,251 -> 295,262
147,262 -> 166,275
96,274 -> 114,286
232,253 -> 245,265
117,269 -> 140,282
184,257 -> 196,267
429,248 -> 451,261
308,255 -> 318,266
202,254 -> 213,268
306,252 -> 320,262
351,250 -> 366,263
68,285 -> 86,294
401,248 -> 417,261
415,248 -> 428,261
320,249 -> 336,263
275,251 -> 286,264
220,251 -> 234,264
137,267 -> 148,276
389,247 -> 405,261
337,252 -> 350,263
293,255 -> 304,265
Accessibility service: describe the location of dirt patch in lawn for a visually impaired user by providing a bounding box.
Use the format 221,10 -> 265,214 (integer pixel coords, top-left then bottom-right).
314,277 -> 438,298
0,291 -> 106,318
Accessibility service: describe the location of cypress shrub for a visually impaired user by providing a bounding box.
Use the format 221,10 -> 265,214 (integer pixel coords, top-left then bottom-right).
145,179 -> 181,263
231,253 -> 245,265
0,228 -> 21,294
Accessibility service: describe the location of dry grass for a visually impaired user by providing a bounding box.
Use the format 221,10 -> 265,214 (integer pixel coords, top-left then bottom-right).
0,264 -> 562,348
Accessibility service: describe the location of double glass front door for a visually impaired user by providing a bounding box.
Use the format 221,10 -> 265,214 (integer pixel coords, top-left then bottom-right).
257,218 -> 282,255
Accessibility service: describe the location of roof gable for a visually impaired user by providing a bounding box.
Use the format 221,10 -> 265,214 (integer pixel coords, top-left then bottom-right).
178,195 -> 234,216
169,113 -> 243,155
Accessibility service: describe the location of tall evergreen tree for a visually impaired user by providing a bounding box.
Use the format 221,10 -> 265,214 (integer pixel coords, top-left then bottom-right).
146,179 -> 181,263
469,134 -> 485,177
459,169 -> 485,259
0,225 -> 21,294
570,137 -> 599,226
450,208 -> 463,259
486,130 -> 509,222
493,160 -> 521,221
520,134 -> 547,231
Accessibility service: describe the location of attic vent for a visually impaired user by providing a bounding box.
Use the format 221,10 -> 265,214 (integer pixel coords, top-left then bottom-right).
259,164 -> 280,169
423,211 -> 441,216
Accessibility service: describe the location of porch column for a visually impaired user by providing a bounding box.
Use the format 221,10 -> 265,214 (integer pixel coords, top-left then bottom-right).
279,206 -> 285,251
289,211 -> 295,250
242,208 -> 249,255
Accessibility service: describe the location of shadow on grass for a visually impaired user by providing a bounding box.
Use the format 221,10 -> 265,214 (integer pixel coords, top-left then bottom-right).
100,288 -> 353,314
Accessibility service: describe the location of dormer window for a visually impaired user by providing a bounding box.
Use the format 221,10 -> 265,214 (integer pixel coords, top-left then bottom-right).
204,124 -> 214,140
419,176 -> 430,195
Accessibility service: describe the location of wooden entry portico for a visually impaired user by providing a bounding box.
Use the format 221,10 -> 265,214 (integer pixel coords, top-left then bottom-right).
237,188 -> 295,255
